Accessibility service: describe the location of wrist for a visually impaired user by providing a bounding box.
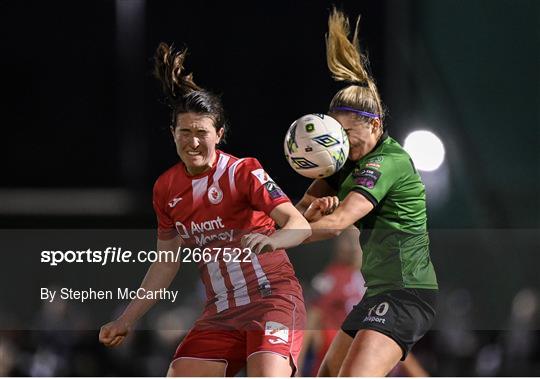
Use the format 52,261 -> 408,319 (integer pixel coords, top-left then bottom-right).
268,236 -> 279,250
117,314 -> 135,328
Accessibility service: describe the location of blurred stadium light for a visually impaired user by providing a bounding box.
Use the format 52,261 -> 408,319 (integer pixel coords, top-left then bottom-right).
404,130 -> 446,171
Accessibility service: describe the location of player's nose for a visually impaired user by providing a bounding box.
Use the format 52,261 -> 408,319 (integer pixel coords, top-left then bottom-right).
186,136 -> 199,149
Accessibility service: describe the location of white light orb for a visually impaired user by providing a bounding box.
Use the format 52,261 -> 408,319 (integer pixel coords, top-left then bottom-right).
403,130 -> 445,172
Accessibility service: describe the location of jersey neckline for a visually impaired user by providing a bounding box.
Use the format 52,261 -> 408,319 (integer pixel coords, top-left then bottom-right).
373,131 -> 389,150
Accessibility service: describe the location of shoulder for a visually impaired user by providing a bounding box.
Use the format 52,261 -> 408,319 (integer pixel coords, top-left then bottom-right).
366,137 -> 412,170
225,155 -> 280,195
232,155 -> 262,169
153,162 -> 183,193
212,150 -> 257,171
227,155 -> 265,177
211,152 -> 266,191
384,137 -> 412,161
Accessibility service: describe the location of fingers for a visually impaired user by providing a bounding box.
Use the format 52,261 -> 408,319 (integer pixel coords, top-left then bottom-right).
252,238 -> 272,254
108,335 -> 125,347
321,197 -> 331,210
241,233 -> 272,254
241,233 -> 257,250
304,202 -> 324,222
99,322 -> 128,347
243,234 -> 264,253
99,326 -> 113,344
102,335 -> 124,347
323,196 -> 339,215
314,196 -> 339,215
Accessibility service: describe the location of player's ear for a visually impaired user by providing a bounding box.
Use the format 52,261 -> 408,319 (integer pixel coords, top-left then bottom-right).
216,127 -> 224,144
170,125 -> 176,138
371,118 -> 381,134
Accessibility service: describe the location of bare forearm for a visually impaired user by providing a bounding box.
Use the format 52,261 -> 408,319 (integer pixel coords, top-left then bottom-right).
262,203 -> 312,251
295,198 -> 311,215
119,237 -> 182,324
119,261 -> 180,325
270,217 -> 311,249
303,213 -> 344,243
303,192 -> 374,244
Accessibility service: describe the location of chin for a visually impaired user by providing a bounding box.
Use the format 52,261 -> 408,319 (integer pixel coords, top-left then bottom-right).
189,157 -> 212,169
348,151 -> 360,161
348,145 -> 367,161
188,160 -> 205,168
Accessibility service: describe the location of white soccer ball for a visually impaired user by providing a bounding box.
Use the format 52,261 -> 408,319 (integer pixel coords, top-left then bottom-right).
284,114 -> 349,179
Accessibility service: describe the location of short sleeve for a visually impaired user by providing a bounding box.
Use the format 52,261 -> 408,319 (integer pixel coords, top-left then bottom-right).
350,154 -> 404,206
152,178 -> 178,240
236,158 -> 291,215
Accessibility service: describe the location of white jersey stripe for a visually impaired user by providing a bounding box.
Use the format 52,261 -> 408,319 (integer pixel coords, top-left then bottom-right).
226,260 -> 250,307
213,154 -> 230,183
192,177 -> 208,205
228,158 -> 245,195
249,252 -> 269,288
207,261 -> 229,313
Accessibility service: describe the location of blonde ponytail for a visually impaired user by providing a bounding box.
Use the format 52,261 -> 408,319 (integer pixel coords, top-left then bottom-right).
326,8 -> 384,122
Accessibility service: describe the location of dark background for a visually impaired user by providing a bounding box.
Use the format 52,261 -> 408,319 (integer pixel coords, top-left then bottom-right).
0,0 -> 539,376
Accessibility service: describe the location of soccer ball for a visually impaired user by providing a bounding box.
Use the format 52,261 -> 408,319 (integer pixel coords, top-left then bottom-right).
284,114 -> 349,179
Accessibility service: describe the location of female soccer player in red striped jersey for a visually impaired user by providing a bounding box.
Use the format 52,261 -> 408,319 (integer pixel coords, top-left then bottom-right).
99,43 -> 311,377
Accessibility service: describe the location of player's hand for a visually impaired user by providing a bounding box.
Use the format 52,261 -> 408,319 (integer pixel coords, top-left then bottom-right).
241,233 -> 276,254
303,196 -> 339,222
99,318 -> 131,347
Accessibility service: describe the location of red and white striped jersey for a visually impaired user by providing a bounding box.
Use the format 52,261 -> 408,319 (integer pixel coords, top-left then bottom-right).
153,150 -> 303,315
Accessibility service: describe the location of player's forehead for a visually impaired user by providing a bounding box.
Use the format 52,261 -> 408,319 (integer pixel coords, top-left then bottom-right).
175,112 -> 215,131
330,112 -> 368,131
330,111 -> 362,123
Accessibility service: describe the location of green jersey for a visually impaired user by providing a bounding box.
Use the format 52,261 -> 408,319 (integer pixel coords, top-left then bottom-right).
325,133 -> 438,296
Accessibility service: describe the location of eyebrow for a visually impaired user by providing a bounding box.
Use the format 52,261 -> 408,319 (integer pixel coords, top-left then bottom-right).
178,127 -> 209,132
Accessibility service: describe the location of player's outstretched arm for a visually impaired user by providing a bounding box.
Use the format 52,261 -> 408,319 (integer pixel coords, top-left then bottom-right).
304,191 -> 373,243
241,202 -> 311,254
99,236 -> 182,347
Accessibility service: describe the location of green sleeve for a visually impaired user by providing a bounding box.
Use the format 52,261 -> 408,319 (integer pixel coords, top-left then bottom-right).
350,154 -> 404,205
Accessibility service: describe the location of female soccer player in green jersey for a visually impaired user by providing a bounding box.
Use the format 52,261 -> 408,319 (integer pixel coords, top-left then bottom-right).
296,8 -> 438,377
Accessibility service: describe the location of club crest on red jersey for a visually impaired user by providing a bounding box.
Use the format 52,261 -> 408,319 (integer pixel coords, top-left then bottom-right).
208,185 -> 223,204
